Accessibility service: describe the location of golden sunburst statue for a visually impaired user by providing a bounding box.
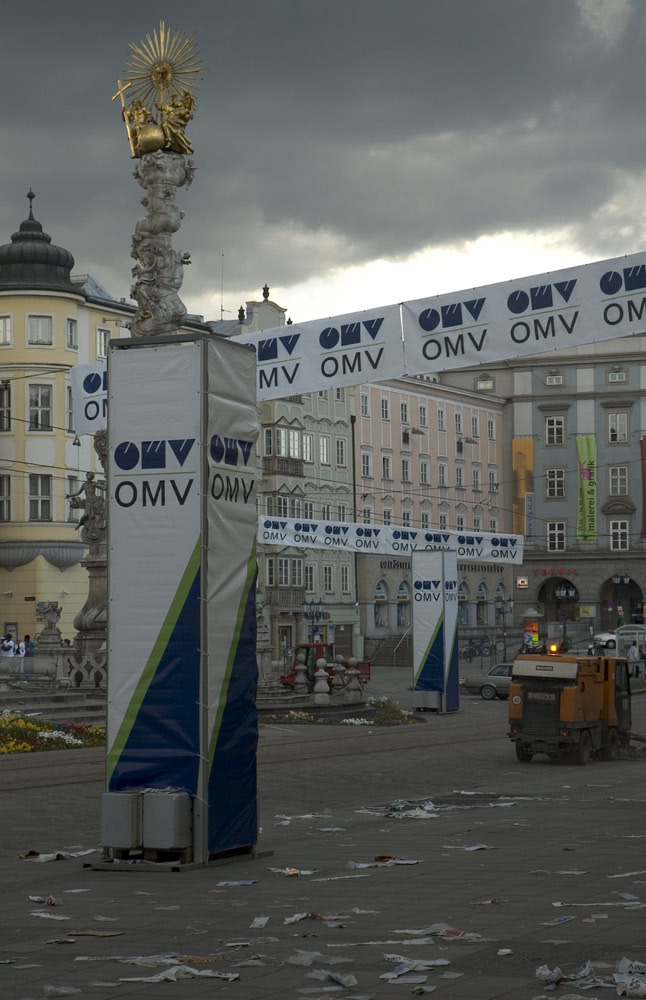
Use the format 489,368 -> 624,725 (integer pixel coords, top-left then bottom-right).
113,21 -> 208,158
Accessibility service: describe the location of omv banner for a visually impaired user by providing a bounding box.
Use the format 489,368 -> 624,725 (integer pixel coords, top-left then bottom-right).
257,515 -> 523,564
70,362 -> 107,435
235,301 -> 402,400
412,550 -> 459,713
402,251 -> 646,376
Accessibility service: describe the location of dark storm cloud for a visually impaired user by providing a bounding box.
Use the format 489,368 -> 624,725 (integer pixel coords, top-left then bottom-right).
1,0 -> 644,316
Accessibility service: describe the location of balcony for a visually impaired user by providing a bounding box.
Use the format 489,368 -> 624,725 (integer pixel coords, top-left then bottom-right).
266,586 -> 306,608
262,456 -> 304,477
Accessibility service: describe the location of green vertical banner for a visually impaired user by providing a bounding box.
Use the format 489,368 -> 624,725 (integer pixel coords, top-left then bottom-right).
576,435 -> 597,540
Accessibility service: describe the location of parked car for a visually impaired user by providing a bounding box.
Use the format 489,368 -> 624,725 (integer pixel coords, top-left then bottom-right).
461,662 -> 514,700
593,631 -> 617,650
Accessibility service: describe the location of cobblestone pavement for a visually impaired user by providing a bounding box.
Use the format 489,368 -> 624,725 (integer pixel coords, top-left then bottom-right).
1,671 -> 646,998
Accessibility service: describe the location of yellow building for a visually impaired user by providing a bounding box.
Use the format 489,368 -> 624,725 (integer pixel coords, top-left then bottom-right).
0,192 -> 131,642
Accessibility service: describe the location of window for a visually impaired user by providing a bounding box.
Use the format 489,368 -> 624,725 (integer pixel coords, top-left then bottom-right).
402,510 -> 411,527
362,506 -> 372,523
303,500 -> 314,519
608,412 -> 628,444
471,415 -> 479,437
321,503 -> 332,520
439,512 -> 448,530
421,511 -> 430,530
487,417 -> 495,441
382,455 -> 392,479
66,386 -> 74,433
265,496 -> 273,516
476,377 -> 494,391
336,438 -> 346,466
0,316 -> 11,346
489,517 -> 498,532
289,497 -> 301,518
610,519 -> 629,551
383,508 -> 392,525
0,382 -> 10,431
288,429 -> 301,458
28,385 -> 52,431
67,476 -> 80,521
419,404 -> 428,427
0,475 -> 9,521
360,392 -> 370,417
400,401 -> 409,425
476,583 -> 488,626
341,565 -> 350,593
488,469 -> 498,492
545,372 -> 563,386
545,415 -> 565,445
303,433 -> 313,463
420,459 -> 429,484
66,318 -> 78,349
437,408 -> 445,431
361,452 -> 372,477
455,412 -> 463,435
28,315 -> 53,345
455,465 -> 464,488
264,429 -> 273,455
276,495 -> 288,517
381,397 -> 390,420
318,390 -> 328,399
337,503 -> 348,522
278,557 -> 290,586
96,327 -> 110,360
305,564 -> 315,593
324,565 -> 334,593
608,369 -> 627,383
320,435 -> 330,465
546,468 -> 566,498
547,520 -> 566,552
472,467 -> 481,490
401,458 -> 411,482
266,558 -> 275,586
438,462 -> 447,487
473,515 -> 482,530
456,514 -> 465,531
291,558 -> 303,587
609,466 -> 628,496
334,388 -> 344,401
29,474 -> 52,521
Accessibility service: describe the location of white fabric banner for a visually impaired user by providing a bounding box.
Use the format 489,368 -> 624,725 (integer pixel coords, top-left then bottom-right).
234,302 -> 402,400
402,251 -> 646,376
70,362 -> 107,435
257,515 -> 523,564
412,550 -> 460,711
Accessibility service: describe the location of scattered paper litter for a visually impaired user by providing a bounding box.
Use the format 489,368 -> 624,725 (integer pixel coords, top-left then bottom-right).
67,930 -> 124,937
285,912 -> 310,924
20,849 -> 96,862
42,987 -> 81,995
307,969 -> 358,987
29,895 -> 62,906
216,879 -> 257,886
268,867 -> 317,876
497,949 -> 513,956
31,911 -> 70,920
608,870 -> 646,879
250,916 -> 269,928
312,874 -> 370,882
442,843 -> 495,851
541,916 -> 577,925
119,964 -> 239,983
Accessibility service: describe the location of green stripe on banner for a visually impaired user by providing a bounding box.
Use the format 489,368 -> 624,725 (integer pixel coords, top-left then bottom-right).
208,540 -> 257,767
107,540 -> 201,781
414,613 -> 443,686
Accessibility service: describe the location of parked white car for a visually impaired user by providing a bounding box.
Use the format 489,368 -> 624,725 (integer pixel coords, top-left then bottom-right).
460,662 -> 513,700
593,632 -> 617,650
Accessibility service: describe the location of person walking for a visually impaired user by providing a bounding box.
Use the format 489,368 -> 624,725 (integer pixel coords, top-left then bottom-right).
0,634 -> 15,656
628,641 -> 640,677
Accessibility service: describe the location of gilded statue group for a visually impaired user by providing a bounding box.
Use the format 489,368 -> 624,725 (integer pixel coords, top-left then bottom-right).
121,90 -> 196,158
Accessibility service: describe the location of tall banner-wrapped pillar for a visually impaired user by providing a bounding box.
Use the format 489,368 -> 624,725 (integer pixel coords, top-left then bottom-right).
105,334 -> 258,865
412,551 -> 459,713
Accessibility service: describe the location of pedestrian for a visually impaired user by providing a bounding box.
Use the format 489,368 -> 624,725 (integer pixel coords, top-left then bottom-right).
628,641 -> 640,677
15,636 -> 26,657
0,634 -> 15,656
587,642 -> 595,656
22,634 -> 34,657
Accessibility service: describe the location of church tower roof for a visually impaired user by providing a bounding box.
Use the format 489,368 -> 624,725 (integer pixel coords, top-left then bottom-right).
0,190 -> 76,294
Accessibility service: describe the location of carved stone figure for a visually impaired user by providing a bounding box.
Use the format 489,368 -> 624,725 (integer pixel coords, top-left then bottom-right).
36,601 -> 62,631
66,472 -> 106,551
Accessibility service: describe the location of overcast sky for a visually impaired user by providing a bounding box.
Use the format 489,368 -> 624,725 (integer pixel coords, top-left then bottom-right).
2,0 -> 644,324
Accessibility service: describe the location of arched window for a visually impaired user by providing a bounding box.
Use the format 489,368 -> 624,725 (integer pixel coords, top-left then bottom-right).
397,580 -> 411,627
458,582 -> 469,626
373,579 -> 389,628
476,582 -> 489,626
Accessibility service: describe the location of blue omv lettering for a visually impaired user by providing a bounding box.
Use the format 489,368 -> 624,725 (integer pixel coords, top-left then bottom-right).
599,264 -> 646,296
418,298 -> 485,332
294,522 -> 319,533
114,438 -> 196,472
257,334 -> 300,361
507,280 -> 576,314
414,579 -> 441,590
424,533 -> 451,544
209,434 -> 253,467
319,317 -> 385,349
263,520 -> 288,530
83,369 -> 108,394
356,527 -> 380,538
392,530 -> 418,541
457,535 -> 483,546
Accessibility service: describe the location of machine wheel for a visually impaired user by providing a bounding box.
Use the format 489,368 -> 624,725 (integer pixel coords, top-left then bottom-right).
576,730 -> 592,765
599,728 -> 620,761
515,742 -> 533,762
480,684 -> 497,700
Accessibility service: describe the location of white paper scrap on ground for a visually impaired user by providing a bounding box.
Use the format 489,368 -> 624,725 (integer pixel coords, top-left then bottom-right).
119,965 -> 238,982
250,916 -> 269,928
31,911 -> 70,920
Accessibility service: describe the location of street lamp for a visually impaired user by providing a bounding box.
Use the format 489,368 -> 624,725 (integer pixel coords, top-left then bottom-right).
495,596 -> 513,659
301,599 -> 325,642
554,582 -> 577,650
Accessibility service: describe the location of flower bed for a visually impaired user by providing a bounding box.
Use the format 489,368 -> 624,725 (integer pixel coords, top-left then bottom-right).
0,713 -> 105,754
260,697 -> 420,727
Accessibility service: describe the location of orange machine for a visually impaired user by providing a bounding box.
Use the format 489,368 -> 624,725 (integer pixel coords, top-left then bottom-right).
508,654 -> 631,764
